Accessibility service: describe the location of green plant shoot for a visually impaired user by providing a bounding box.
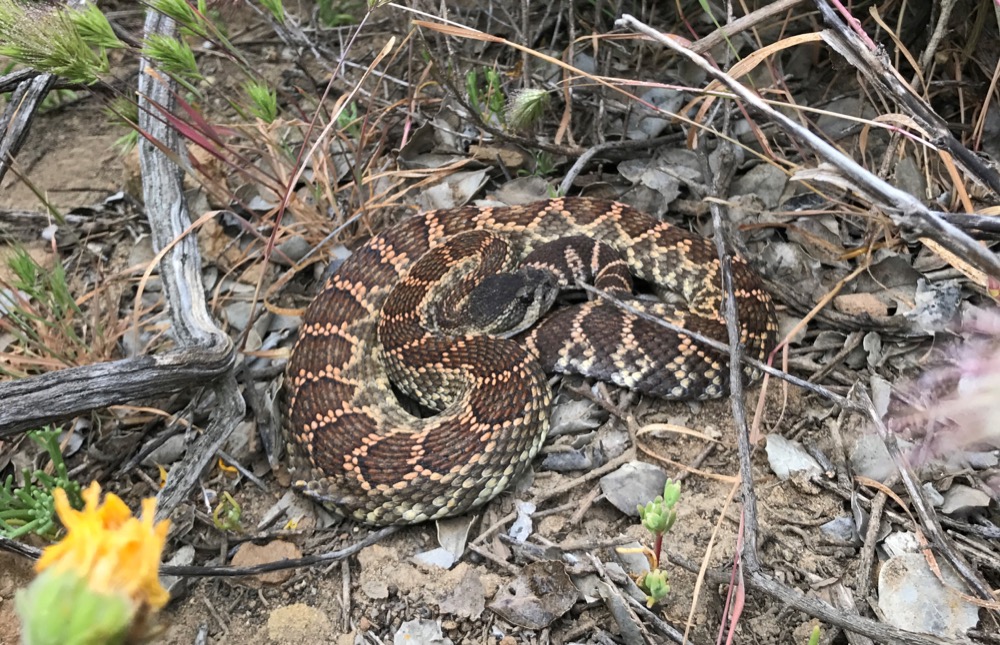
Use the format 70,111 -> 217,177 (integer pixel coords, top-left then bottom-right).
0,428 -> 83,540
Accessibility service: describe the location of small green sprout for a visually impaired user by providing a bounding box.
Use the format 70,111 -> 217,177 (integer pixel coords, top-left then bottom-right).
317,0 -> 364,26
466,67 -> 507,125
3,247 -> 92,367
212,492 -> 243,532
336,101 -> 362,138
637,569 -> 670,608
807,625 -> 821,645
0,428 -> 83,539
245,79 -> 278,122
258,0 -> 285,23
517,151 -> 558,180
624,479 -> 681,608
105,97 -> 141,152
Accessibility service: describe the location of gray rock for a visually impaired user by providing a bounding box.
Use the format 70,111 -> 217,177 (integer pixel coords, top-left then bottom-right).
394,619 -> 454,645
435,514 -> 474,564
922,483 -> 945,507
160,544 -> 195,599
140,433 -> 187,467
819,516 -> 859,544
412,548 -> 456,570
273,235 -> 312,266
764,434 -> 822,480
437,567 -> 486,620
882,531 -> 919,558
940,484 -> 991,516
733,163 -> 789,209
878,552 -> 979,638
508,500 -> 535,545
599,462 -> 668,517
850,433 -> 895,481
489,561 -> 578,629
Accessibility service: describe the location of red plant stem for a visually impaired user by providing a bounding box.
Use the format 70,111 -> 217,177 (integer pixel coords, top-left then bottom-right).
828,0 -> 877,50
653,532 -> 663,569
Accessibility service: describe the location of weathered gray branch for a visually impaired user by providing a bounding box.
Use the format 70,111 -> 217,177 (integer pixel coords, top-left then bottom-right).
0,11 -> 244,521
0,72 -> 55,184
136,11 -> 244,521
0,353 -> 233,438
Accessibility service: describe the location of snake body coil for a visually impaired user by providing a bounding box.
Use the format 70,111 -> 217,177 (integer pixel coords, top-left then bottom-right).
284,197 -> 777,525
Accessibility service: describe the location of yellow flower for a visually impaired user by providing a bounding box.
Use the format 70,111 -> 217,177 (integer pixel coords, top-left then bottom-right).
35,481 -> 171,611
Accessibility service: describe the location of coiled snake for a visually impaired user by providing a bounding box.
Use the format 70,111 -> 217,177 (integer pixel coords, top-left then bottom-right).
284,197 -> 777,525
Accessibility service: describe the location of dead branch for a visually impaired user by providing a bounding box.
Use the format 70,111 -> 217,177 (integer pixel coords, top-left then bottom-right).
813,0 -> 1000,198
0,72 -> 55,184
616,14 -> 1000,282
689,0 -> 809,56
0,354 -> 232,438
0,525 -> 400,578
704,141 -> 763,573
0,11 -> 244,522
135,11 -> 245,521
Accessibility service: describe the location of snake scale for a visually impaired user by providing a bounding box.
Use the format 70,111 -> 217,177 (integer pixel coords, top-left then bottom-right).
284,197 -> 777,525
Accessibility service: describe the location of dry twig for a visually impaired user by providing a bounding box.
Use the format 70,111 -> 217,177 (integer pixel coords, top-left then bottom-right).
617,12 -> 1000,281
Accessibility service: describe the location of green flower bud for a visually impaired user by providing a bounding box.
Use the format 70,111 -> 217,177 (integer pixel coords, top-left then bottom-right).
16,569 -> 133,645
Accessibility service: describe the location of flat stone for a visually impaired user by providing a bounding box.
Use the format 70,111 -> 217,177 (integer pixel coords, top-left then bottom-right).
599,462 -> 668,517
878,552 -> 979,638
231,540 -> 301,585
765,434 -> 822,480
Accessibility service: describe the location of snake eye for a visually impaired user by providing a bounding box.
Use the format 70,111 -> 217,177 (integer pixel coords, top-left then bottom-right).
518,292 -> 534,305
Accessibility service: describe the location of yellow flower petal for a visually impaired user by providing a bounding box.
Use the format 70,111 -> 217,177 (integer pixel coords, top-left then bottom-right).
36,481 -> 172,611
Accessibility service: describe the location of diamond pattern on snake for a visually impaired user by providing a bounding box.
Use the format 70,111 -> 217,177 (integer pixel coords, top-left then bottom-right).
284,197 -> 777,526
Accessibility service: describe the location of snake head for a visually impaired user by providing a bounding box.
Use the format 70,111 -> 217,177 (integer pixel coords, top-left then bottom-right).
462,266 -> 560,338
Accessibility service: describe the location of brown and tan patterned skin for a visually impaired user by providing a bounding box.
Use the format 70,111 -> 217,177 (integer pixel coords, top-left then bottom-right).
284,197 -> 778,525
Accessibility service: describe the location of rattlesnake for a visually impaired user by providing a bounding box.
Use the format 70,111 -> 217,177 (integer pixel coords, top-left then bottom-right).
284,197 -> 777,525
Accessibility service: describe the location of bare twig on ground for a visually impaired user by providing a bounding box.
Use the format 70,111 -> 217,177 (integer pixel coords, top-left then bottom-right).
688,0 -> 809,55
0,356 -> 232,438
814,0 -> 1000,198
0,517 -> 399,578
915,0 -> 958,89
158,526 -> 399,577
703,142 -> 763,575
0,535 -> 42,560
0,206 -> 124,242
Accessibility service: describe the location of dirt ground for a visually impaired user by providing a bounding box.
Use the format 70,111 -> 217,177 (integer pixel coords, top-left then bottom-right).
2,2 -> 999,645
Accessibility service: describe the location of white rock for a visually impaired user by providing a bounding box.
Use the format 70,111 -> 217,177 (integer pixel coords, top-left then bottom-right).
764,434 -> 822,480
